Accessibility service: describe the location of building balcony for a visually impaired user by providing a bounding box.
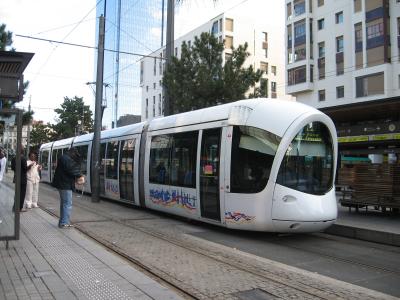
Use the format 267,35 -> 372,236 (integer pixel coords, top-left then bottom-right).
365,7 -> 384,22
366,35 -> 385,49
286,81 -> 314,95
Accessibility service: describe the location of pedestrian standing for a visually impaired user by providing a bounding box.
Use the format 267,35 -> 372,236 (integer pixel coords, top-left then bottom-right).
52,147 -> 84,228
0,148 -> 6,182
11,146 -> 32,212
25,152 -> 42,209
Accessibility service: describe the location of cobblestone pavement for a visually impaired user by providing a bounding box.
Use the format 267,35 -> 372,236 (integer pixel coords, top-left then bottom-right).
38,184 -> 398,300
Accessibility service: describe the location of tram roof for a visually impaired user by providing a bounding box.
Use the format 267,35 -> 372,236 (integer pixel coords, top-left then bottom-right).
148,98 -> 320,137
100,122 -> 145,140
39,141 -> 54,150
53,137 -> 74,149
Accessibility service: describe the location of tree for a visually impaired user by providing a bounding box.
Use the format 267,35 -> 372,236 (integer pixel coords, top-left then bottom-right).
30,121 -> 52,151
0,23 -> 14,51
51,96 -> 93,140
163,32 -> 263,114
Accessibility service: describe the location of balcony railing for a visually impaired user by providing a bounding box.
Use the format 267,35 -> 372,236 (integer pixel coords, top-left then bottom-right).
366,7 -> 384,22
366,35 -> 385,49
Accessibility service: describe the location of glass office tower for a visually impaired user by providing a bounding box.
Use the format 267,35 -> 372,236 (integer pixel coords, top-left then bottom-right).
96,0 -> 165,129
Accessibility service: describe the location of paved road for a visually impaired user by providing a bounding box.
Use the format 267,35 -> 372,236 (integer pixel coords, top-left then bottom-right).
35,183 -> 399,299
0,178 -> 15,237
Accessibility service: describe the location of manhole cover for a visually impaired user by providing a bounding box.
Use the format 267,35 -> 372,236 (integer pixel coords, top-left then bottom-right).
234,288 -> 277,300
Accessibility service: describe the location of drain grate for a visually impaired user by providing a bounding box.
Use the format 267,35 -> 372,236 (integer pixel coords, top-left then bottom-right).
234,288 -> 278,300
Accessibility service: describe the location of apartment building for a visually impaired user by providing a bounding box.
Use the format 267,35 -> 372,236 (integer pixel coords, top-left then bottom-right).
286,0 -> 400,161
140,12 -> 289,121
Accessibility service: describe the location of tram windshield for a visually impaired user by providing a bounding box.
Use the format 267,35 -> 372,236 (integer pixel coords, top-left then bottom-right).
277,122 -> 334,195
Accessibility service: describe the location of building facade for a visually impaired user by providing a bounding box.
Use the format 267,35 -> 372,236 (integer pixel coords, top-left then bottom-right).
285,0 -> 400,108
140,12 -> 291,121
96,0 -> 165,129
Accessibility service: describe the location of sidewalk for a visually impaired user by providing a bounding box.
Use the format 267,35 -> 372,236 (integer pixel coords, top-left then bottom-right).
0,208 -> 184,300
326,203 -> 400,247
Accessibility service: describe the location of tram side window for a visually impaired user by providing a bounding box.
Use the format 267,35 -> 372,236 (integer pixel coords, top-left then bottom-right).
106,141 -> 119,179
231,126 -> 281,193
149,135 -> 171,185
100,142 -> 107,176
51,149 -> 58,171
170,131 -> 198,188
75,145 -> 88,175
120,139 -> 135,176
41,151 -> 49,170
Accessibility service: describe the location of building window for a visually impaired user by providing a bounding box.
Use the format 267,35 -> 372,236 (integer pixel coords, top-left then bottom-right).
174,47 -> 178,56
153,96 -> 155,117
153,57 -> 157,76
146,86 -> 149,92
159,94 -> 162,115
294,21 -> 306,46
293,0 -> 305,16
271,82 -> 277,98
288,65 -> 307,85
288,48 -> 293,63
287,3 -> 292,20
318,19 -> 324,30
146,98 -> 148,118
354,23 -> 363,52
225,35 -> 233,49
336,86 -> 344,98
219,18 -> 223,32
260,78 -> 268,97
335,11 -> 343,24
159,80 -> 162,87
318,42 -> 325,58
225,53 -> 232,61
318,90 -> 326,102
336,36 -> 344,53
260,62 -> 268,73
153,82 -> 156,90
356,72 -> 384,97
354,0 -> 362,12
318,0 -> 324,7
318,57 -> 325,79
211,20 -> 219,35
225,18 -> 234,32
271,66 -> 276,75
294,44 -> 306,61
140,61 -> 144,84
366,22 -> 384,49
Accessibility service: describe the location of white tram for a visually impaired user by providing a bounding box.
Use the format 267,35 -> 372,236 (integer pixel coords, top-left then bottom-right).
40,99 -> 338,232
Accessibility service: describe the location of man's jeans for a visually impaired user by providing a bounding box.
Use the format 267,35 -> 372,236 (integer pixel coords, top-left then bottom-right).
58,190 -> 72,226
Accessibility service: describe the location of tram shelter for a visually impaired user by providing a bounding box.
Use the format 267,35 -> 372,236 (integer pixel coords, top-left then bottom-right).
0,50 -> 34,247
322,97 -> 400,211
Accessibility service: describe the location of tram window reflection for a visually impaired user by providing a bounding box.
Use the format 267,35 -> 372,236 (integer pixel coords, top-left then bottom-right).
149,135 -> 171,184
230,126 -> 280,193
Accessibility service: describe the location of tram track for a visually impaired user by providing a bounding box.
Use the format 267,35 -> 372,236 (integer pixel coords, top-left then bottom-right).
39,194 -> 396,300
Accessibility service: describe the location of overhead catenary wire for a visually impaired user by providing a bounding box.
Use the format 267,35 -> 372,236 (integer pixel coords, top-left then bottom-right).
16,34 -> 168,60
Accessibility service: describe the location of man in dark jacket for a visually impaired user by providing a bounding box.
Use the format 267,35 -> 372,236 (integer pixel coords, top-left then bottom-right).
52,147 -> 83,228
11,146 -> 33,212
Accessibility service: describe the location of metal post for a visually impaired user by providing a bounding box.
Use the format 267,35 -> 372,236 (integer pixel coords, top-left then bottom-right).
114,0 -> 121,129
164,0 -> 174,116
92,14 -> 105,203
26,96 -> 31,156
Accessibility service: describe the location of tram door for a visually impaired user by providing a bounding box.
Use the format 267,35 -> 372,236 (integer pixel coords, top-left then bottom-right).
200,128 -> 221,221
119,139 -> 135,203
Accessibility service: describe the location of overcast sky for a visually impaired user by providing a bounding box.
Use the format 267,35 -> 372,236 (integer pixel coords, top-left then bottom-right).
0,0 -> 282,124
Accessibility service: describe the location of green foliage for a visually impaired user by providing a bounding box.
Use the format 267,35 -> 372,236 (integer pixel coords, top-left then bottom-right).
30,122 -> 51,150
51,96 -> 93,140
0,23 -> 14,51
163,32 -> 263,114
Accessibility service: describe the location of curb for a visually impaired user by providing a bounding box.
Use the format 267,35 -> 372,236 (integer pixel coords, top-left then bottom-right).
325,224 -> 400,247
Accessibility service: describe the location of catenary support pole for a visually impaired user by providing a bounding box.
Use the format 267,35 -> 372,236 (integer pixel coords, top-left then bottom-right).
163,0 -> 174,116
92,14 -> 105,203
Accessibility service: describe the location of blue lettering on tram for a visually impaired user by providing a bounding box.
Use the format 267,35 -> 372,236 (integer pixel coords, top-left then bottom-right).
150,188 -> 196,211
